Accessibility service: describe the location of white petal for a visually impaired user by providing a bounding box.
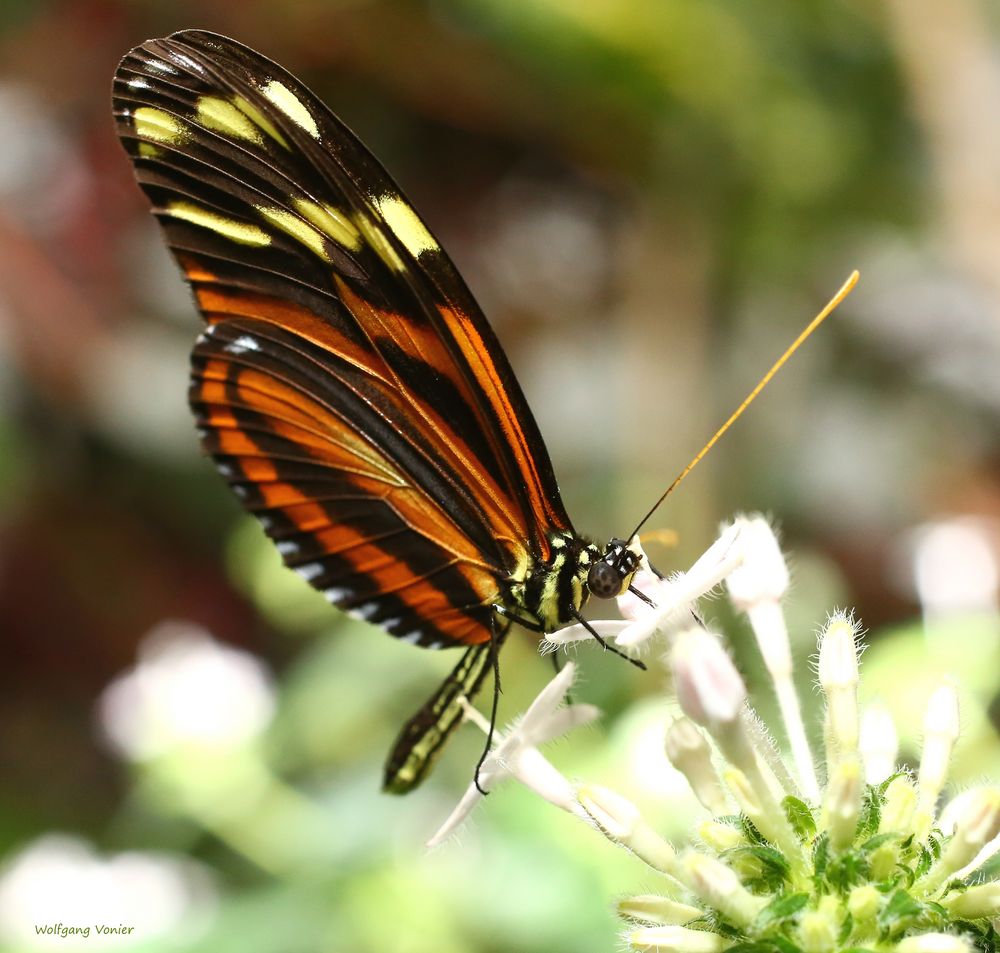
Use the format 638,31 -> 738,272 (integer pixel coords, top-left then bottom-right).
527,703 -> 601,746
507,747 -> 579,814
617,567 -> 668,621
516,661 -> 578,735
615,526 -> 745,648
544,620 -> 631,646
425,783 -> 488,849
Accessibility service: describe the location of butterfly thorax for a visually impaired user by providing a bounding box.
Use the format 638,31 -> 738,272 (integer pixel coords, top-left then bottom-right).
501,532 -> 601,632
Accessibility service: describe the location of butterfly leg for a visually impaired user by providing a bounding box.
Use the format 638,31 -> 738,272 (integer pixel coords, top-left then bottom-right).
627,584 -> 658,609
568,608 -> 647,671
492,603 -> 576,704
472,611 -> 505,795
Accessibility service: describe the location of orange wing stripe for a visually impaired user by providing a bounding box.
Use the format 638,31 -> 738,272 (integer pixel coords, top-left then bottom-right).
441,304 -> 566,534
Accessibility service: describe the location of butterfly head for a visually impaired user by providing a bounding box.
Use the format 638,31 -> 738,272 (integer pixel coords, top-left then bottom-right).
587,537 -> 642,600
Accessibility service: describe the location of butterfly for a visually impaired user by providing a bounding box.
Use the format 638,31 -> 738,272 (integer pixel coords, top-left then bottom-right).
112,30 -> 649,793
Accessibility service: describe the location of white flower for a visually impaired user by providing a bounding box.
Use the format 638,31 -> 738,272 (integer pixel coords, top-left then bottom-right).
495,516 -> 1000,952
98,621 -> 276,760
543,519 -> 748,651
426,661 -> 598,848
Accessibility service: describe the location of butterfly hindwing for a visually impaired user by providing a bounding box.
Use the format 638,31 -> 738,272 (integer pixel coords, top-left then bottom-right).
189,316 -> 510,647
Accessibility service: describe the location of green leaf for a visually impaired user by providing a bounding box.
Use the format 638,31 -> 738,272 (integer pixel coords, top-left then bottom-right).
825,851 -> 872,893
770,937 -> 804,953
876,771 -> 908,797
746,845 -> 791,877
859,832 -> 900,853
927,832 -> 943,860
877,888 -> 922,934
699,911 -> 744,938
783,796 -> 817,841
943,878 -> 970,896
813,832 -> 830,883
952,918 -> 999,953
915,843 -> 936,879
754,892 -> 809,932
838,911 -> 855,945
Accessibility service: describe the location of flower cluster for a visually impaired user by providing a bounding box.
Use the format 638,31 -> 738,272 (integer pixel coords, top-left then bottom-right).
429,516 -> 1000,953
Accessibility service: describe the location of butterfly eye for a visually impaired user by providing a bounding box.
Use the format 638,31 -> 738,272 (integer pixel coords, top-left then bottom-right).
588,560 -> 624,599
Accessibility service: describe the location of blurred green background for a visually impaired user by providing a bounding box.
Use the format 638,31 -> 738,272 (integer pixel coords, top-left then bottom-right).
1,0 -> 1000,950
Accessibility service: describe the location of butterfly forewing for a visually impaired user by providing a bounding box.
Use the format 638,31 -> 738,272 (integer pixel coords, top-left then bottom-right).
112,31 -> 573,574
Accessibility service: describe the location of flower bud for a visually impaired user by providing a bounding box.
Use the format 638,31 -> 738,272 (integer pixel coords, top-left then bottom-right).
671,628 -> 746,729
723,520 -> 819,802
917,682 -> 960,824
665,718 -> 727,814
818,614 -> 860,766
579,785 -> 679,876
823,759 -> 862,851
797,908 -> 837,953
618,895 -> 703,926
896,934 -> 972,953
880,775 -> 918,837
939,788 -> 1000,874
869,842 -> 899,881
723,768 -> 762,821
920,788 -> 1000,891
847,884 -> 880,923
698,820 -> 743,853
682,853 -> 764,928
725,516 -> 789,611
860,704 -> 898,784
945,881 -> 1000,919
629,925 -> 728,953
721,767 -> 801,865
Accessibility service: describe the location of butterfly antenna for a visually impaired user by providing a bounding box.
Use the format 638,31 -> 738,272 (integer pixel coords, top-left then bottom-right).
628,270 -> 859,542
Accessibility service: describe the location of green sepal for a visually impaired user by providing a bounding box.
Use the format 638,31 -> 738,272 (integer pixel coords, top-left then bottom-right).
856,785 -> 883,841
782,796 -> 817,841
753,892 -> 809,933
723,845 -> 790,890
838,910 -> 855,945
859,832 -> 901,853
727,937 -> 803,953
